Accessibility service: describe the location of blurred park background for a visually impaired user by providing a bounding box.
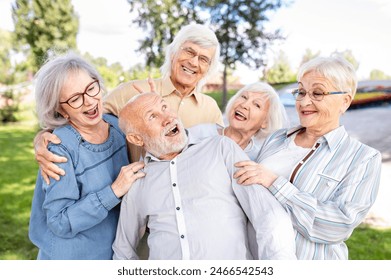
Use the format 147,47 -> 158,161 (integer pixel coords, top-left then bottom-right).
1,0 -> 391,260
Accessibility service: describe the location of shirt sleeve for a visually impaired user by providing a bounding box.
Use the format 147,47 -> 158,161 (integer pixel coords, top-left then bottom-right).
269,150 -> 382,244
223,138 -> 297,260
112,187 -> 147,260
103,82 -> 137,116
42,144 -> 120,238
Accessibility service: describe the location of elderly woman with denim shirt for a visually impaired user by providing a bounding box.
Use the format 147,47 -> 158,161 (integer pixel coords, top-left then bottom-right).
234,56 -> 381,259
29,52 -> 145,259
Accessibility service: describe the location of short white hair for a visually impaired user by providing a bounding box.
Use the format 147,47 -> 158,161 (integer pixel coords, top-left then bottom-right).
297,55 -> 358,98
225,82 -> 289,141
160,23 -> 220,92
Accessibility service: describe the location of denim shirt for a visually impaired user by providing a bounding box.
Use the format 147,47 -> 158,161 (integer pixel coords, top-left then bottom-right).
29,114 -> 129,259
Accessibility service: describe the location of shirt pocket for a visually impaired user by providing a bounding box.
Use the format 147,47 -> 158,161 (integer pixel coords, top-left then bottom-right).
314,173 -> 342,202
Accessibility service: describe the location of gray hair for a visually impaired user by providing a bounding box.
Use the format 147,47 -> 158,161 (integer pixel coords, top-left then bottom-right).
160,23 -> 220,92
34,51 -> 104,130
118,94 -> 143,135
225,82 -> 289,141
297,55 -> 358,98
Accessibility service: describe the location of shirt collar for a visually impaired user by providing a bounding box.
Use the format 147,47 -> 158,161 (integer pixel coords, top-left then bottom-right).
162,76 -> 201,103
285,125 -> 347,151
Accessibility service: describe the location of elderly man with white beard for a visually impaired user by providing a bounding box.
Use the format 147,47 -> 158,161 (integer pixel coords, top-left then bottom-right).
112,92 -> 296,260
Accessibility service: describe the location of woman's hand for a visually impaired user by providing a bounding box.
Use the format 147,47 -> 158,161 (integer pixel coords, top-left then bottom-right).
234,160 -> 278,188
34,130 -> 67,184
111,161 -> 146,198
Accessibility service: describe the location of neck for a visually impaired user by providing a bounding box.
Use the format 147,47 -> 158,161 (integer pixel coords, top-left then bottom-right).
170,77 -> 195,97
71,119 -> 109,144
223,126 -> 253,150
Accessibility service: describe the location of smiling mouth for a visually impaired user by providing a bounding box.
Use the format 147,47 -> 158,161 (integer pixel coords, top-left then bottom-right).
165,124 -> 180,136
84,105 -> 98,116
234,110 -> 247,121
182,66 -> 196,75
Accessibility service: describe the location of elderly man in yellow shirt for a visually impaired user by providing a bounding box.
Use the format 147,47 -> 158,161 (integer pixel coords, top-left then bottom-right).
34,23 -> 224,180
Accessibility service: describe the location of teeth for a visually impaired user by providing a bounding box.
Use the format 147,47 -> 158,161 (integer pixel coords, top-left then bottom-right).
235,110 -> 247,120
165,125 -> 179,136
182,66 -> 195,74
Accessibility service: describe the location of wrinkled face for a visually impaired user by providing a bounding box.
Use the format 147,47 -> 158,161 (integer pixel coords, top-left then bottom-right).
132,94 -> 188,158
58,70 -> 103,130
296,71 -> 351,133
228,91 -> 270,136
170,41 -> 215,91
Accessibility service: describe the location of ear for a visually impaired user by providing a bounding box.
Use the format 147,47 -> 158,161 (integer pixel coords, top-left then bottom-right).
56,108 -> 69,119
341,93 -> 353,114
126,133 -> 144,147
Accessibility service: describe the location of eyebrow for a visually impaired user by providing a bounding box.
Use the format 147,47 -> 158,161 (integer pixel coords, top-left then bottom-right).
143,99 -> 165,118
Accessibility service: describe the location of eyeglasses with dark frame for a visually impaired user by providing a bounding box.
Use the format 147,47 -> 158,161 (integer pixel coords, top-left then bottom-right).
60,80 -> 101,109
291,88 -> 348,101
180,46 -> 212,66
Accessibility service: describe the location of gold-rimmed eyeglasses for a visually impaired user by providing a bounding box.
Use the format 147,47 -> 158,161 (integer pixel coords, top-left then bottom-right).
180,46 -> 212,67
60,80 -> 100,109
291,88 -> 348,101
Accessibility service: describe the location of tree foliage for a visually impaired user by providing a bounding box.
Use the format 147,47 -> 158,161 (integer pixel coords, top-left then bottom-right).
128,0 -> 200,67
370,69 -> 391,80
264,50 -> 296,84
12,0 -> 79,73
0,29 -> 13,84
127,0 -> 287,108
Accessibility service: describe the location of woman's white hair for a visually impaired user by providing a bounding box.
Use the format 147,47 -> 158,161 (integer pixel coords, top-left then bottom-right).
34,51 -> 104,130
225,82 -> 289,141
160,23 -> 221,92
297,55 -> 358,98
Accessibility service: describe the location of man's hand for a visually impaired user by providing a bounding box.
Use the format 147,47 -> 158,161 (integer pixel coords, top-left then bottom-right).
34,130 -> 67,184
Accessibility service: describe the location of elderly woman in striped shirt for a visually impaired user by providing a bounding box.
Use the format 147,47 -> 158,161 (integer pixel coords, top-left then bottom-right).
234,56 -> 381,260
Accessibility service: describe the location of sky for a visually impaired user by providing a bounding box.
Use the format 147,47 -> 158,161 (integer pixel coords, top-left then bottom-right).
1,0 -> 391,83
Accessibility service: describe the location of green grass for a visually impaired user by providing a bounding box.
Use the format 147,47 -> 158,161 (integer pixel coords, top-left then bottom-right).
0,123 -> 39,259
0,106 -> 390,260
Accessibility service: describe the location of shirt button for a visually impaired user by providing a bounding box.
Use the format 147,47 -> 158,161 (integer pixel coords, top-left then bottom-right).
172,183 -> 176,187
171,161 -> 175,165
180,235 -> 185,239
176,207 -> 180,210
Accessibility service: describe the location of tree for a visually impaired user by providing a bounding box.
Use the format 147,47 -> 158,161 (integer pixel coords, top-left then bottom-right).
128,0 -> 199,68
332,49 -> 359,71
300,48 -> 320,66
127,0 -> 287,108
12,0 -> 79,73
0,29 -> 13,84
264,50 -> 296,84
370,69 -> 391,80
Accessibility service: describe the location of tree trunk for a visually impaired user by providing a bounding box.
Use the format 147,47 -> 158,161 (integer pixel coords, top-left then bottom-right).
222,63 -> 228,110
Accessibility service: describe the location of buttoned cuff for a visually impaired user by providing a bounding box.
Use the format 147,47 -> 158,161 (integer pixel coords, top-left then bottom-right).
97,185 -> 121,211
269,176 -> 299,205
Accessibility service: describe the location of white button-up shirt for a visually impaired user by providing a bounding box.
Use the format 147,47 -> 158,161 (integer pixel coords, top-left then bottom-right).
112,132 -> 296,260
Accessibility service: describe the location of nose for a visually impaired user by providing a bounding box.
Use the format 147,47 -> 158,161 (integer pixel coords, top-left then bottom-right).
83,93 -> 95,106
187,55 -> 199,66
162,112 -> 175,127
298,92 -> 312,106
239,99 -> 250,110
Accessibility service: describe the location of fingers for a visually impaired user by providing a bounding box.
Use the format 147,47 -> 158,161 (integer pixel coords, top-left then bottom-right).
132,83 -> 143,94
234,160 -> 257,168
112,162 -> 146,198
147,75 -> 156,93
132,76 -> 157,95
45,133 -> 61,145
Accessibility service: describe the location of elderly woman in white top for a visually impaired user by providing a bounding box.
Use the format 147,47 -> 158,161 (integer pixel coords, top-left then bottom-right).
189,81 -> 288,160
234,56 -> 382,259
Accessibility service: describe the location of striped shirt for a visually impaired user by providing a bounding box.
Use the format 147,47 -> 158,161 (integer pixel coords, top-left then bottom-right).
256,125 -> 382,259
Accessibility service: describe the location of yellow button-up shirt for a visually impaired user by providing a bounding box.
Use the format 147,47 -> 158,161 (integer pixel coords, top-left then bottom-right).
103,77 -> 223,162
